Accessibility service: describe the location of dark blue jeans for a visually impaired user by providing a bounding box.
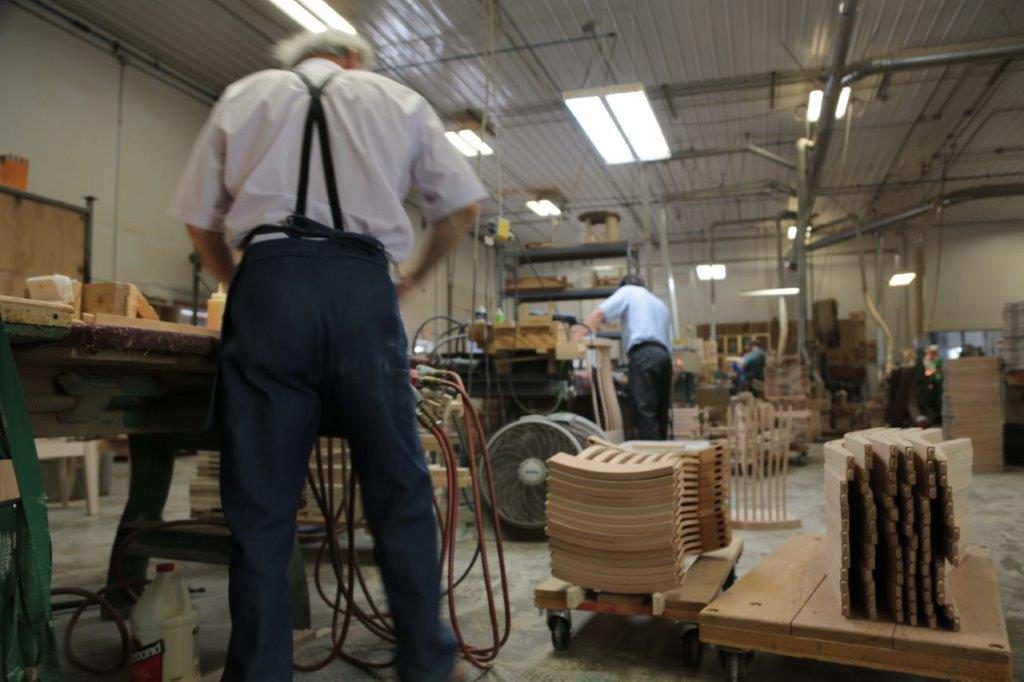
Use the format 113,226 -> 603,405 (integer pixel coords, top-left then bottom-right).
217,235 -> 455,680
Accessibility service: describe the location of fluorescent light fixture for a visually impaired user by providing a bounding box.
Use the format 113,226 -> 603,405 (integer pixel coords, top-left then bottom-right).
564,84 -> 668,164
835,86 -> 852,119
445,131 -> 477,157
739,287 -> 800,297
564,95 -> 635,164
297,0 -> 357,34
696,264 -> 727,281
267,0 -> 326,32
808,86 -> 853,122
526,199 -> 561,217
457,129 -> 493,156
807,89 -> 824,122
888,271 -> 917,287
604,89 -> 670,161
787,225 -> 798,240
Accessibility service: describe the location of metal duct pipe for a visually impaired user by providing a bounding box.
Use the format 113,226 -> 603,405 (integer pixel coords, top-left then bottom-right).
806,0 -> 860,196
807,182 -> 1024,251
841,36 -> 1024,86
664,180 -> 795,203
664,144 -> 796,169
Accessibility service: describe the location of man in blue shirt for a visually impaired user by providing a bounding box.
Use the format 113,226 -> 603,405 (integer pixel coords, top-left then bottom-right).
575,276 -> 673,439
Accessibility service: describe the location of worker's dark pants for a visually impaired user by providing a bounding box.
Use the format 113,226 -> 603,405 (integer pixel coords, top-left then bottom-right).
627,342 -> 673,440
216,235 -> 455,681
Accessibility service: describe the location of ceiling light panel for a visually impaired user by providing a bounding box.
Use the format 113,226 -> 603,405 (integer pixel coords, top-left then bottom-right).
267,0 -> 326,32
696,264 -> 726,281
739,287 -> 800,297
457,129 -> 493,156
807,89 -> 823,123
564,95 -> 635,165
297,0 -> 357,34
835,86 -> 852,119
604,88 -> 670,161
445,131 -> 477,157
889,272 -> 917,287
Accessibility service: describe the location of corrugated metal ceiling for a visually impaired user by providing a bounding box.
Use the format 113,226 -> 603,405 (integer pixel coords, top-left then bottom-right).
33,0 -> 1024,240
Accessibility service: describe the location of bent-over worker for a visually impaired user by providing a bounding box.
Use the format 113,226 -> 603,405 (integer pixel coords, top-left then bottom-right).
575,276 -> 673,440
169,30 -> 487,681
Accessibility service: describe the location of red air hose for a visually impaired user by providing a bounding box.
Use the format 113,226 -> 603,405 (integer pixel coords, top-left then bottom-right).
54,371 -> 512,675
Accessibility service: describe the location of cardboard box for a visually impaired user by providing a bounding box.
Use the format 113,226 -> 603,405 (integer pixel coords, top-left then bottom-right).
0,154 -> 28,191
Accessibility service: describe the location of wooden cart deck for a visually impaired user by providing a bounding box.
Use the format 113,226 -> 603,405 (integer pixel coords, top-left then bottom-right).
699,534 -> 1012,681
535,537 -> 743,622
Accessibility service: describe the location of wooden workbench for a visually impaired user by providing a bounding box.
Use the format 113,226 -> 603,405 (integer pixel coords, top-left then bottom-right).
700,534 -> 1012,681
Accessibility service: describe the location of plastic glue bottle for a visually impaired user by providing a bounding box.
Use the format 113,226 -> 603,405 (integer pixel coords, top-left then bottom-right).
130,563 -> 200,682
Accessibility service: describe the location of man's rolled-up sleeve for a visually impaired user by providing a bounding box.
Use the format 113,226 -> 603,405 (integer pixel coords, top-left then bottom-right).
411,102 -> 489,222
168,101 -> 231,231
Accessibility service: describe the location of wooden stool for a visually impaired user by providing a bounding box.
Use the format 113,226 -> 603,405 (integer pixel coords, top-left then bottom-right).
34,438 -> 100,516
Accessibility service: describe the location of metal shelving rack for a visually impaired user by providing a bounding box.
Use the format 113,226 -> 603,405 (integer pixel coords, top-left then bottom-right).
499,241 -> 641,315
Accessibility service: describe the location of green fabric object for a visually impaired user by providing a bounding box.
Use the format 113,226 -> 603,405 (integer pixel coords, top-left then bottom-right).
0,320 -> 60,681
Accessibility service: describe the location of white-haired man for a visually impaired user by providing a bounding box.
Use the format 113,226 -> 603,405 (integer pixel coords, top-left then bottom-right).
170,29 -> 486,681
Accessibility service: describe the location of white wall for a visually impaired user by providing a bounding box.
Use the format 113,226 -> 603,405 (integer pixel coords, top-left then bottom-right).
0,4 -> 211,301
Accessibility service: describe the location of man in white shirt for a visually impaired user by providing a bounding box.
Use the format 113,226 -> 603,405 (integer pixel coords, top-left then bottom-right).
575,276 -> 673,440
169,30 -> 486,681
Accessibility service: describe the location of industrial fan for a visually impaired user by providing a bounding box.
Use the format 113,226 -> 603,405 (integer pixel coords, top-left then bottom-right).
481,415 -> 609,530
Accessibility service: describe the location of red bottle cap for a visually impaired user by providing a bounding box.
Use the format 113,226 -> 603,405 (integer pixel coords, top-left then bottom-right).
156,563 -> 176,573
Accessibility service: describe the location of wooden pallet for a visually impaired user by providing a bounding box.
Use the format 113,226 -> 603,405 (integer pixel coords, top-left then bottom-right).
700,534 -> 1011,681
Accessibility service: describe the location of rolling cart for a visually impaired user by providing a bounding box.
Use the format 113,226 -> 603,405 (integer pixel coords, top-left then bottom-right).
699,534 -> 1012,681
534,538 -> 743,667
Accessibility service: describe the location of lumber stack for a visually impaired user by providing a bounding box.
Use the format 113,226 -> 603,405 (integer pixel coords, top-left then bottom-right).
825,427 -> 972,630
943,357 -> 1004,472
671,407 -> 706,438
765,355 -> 810,398
545,441 -> 730,594
1002,301 -> 1024,370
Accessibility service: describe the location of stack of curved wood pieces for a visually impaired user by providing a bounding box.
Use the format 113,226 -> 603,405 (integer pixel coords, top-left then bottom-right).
728,394 -> 800,529
545,441 -> 730,594
825,427 -> 972,631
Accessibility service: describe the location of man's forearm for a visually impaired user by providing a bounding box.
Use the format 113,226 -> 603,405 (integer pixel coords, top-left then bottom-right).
404,204 -> 480,286
573,309 -> 605,340
187,225 -> 236,285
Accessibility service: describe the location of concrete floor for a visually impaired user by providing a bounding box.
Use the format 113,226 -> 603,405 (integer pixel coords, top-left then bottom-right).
51,445 -> 1024,681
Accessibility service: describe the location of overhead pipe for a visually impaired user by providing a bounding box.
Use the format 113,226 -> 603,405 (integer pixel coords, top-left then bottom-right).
662,144 -> 796,169
840,36 -> 1024,87
377,31 -> 617,73
807,182 -> 1024,251
664,180 -> 795,203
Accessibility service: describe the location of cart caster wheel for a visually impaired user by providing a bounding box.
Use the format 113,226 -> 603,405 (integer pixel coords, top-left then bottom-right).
723,569 -> 737,590
720,651 -> 747,681
681,627 -> 702,667
794,451 -> 809,467
549,615 -> 572,651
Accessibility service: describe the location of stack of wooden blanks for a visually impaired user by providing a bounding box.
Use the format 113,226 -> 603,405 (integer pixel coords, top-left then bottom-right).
545,445 -> 683,594
943,357 -> 1004,472
1002,301 -> 1024,370
827,428 -> 973,631
845,429 -> 904,623
674,441 -> 731,566
189,451 -> 223,520
764,355 -> 810,398
824,440 -> 877,620
671,407 -> 706,438
545,441 -> 730,594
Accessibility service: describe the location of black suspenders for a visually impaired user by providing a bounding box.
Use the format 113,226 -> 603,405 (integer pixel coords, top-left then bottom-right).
293,71 -> 344,232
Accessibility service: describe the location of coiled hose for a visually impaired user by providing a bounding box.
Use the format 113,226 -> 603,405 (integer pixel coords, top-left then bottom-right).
54,368 -> 511,675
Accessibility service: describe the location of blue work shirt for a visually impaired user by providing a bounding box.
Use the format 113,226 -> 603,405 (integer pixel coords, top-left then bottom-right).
598,285 -> 672,353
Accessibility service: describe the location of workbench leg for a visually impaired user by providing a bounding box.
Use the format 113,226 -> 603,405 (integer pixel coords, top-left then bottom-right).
104,433 -> 176,609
